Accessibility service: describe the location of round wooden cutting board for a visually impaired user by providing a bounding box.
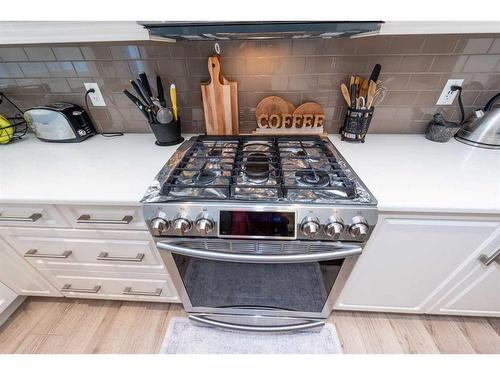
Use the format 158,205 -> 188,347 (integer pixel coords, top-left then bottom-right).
256,96 -> 290,118
293,102 -> 324,116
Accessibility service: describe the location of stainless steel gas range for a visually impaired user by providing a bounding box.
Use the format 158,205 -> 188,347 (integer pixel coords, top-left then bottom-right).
142,135 -> 377,332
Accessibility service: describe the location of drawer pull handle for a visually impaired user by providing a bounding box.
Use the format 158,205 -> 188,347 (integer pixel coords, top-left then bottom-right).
0,213 -> 42,222
77,214 -> 133,225
122,287 -> 162,297
97,252 -> 145,262
478,248 -> 500,267
24,249 -> 72,259
61,284 -> 101,293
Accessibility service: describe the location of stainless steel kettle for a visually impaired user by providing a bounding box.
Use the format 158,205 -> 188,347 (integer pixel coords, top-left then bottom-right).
455,93 -> 500,149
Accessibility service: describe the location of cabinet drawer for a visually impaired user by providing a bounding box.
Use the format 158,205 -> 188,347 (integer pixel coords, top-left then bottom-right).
41,270 -> 180,303
58,205 -> 146,230
1,227 -> 166,273
0,204 -> 69,228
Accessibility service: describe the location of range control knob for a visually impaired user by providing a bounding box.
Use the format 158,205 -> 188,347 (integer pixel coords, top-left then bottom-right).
173,216 -> 192,235
150,217 -> 170,236
349,216 -> 369,239
324,216 -> 345,239
195,214 -> 214,235
301,216 -> 321,239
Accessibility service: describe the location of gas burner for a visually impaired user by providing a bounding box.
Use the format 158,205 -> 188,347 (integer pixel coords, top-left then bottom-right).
292,149 -> 321,162
192,169 -> 217,185
244,152 -> 271,183
242,142 -> 272,151
295,169 -> 330,187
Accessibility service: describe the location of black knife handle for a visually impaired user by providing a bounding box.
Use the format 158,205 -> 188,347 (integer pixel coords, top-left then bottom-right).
135,79 -> 154,107
156,76 -> 166,107
368,64 -> 381,84
123,89 -> 149,119
139,72 -> 153,98
130,80 -> 150,106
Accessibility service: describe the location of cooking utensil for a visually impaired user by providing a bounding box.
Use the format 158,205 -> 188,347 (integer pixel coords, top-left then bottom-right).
340,84 -> 351,106
170,84 -> 178,121
455,91 -> 500,149
123,89 -> 149,119
350,84 -> 357,108
139,72 -> 153,98
368,64 -> 381,85
135,79 -> 154,108
366,81 -> 377,109
200,56 -> 236,135
256,96 -> 289,119
130,80 -> 151,107
156,76 -> 166,107
156,106 -> 174,124
218,59 -> 239,135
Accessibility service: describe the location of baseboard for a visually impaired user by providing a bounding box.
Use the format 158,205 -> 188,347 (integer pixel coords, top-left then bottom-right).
0,296 -> 26,327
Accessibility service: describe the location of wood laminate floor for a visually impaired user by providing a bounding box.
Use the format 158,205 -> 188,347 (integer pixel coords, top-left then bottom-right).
0,297 -> 499,354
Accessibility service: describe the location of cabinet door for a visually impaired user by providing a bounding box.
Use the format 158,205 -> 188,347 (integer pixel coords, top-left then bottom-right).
428,239 -> 500,317
0,281 -> 17,316
335,214 -> 500,314
0,236 -> 62,296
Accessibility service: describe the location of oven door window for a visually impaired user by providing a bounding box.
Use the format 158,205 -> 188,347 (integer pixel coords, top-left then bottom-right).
172,255 -> 343,312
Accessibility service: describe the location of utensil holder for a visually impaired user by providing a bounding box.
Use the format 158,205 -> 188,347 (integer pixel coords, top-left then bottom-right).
340,107 -> 375,143
149,118 -> 184,146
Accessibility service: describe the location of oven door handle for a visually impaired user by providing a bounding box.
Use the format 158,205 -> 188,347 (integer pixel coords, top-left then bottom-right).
157,242 -> 362,263
189,314 -> 325,332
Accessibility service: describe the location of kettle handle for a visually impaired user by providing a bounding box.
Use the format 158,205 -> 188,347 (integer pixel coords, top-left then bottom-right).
484,92 -> 500,111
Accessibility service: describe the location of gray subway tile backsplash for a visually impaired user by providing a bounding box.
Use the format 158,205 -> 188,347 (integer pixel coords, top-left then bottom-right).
1,34 -> 499,135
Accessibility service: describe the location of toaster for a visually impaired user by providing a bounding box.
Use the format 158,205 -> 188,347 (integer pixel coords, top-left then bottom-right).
24,103 -> 96,143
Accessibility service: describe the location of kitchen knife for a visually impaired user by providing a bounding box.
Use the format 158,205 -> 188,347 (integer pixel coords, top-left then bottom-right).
135,79 -> 154,107
130,80 -> 151,108
123,90 -> 149,119
139,72 -> 153,98
368,64 -> 382,85
156,76 -> 166,107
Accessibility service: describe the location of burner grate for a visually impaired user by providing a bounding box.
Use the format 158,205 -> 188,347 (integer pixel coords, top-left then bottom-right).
160,135 -> 358,202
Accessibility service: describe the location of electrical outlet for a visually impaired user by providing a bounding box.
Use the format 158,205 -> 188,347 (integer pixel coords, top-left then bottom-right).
84,82 -> 106,107
436,79 -> 464,105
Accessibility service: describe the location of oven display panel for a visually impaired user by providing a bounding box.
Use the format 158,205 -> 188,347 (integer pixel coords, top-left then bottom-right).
219,211 -> 295,238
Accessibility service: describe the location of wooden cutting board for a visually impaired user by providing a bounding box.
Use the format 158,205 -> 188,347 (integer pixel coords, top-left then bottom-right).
201,55 -> 238,135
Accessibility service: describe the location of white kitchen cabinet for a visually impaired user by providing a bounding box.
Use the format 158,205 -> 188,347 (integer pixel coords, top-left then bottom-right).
0,21 -> 154,45
58,205 -> 147,231
0,281 -> 17,315
0,227 -> 167,274
378,21 -> 500,35
335,214 -> 500,314
0,236 -> 61,296
44,269 -> 180,303
427,239 -> 500,317
0,204 -> 70,228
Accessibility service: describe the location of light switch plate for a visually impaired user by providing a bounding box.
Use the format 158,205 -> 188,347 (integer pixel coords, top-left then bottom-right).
436,79 -> 464,105
84,82 -> 106,107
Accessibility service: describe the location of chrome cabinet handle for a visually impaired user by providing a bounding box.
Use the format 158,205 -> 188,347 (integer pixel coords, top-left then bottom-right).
24,249 -> 72,259
122,287 -> 162,296
77,214 -> 133,225
0,213 -> 42,222
189,314 -> 324,332
157,241 -> 362,264
478,248 -> 500,266
61,284 -> 101,293
97,252 -> 145,262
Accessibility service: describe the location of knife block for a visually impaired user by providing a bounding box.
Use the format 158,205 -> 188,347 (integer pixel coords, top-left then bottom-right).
149,118 -> 184,146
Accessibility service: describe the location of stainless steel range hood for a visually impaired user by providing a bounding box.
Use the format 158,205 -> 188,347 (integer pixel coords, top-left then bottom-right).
141,21 -> 383,41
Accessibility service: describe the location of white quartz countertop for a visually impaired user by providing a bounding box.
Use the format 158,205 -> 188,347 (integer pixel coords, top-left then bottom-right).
1,133 -> 499,214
